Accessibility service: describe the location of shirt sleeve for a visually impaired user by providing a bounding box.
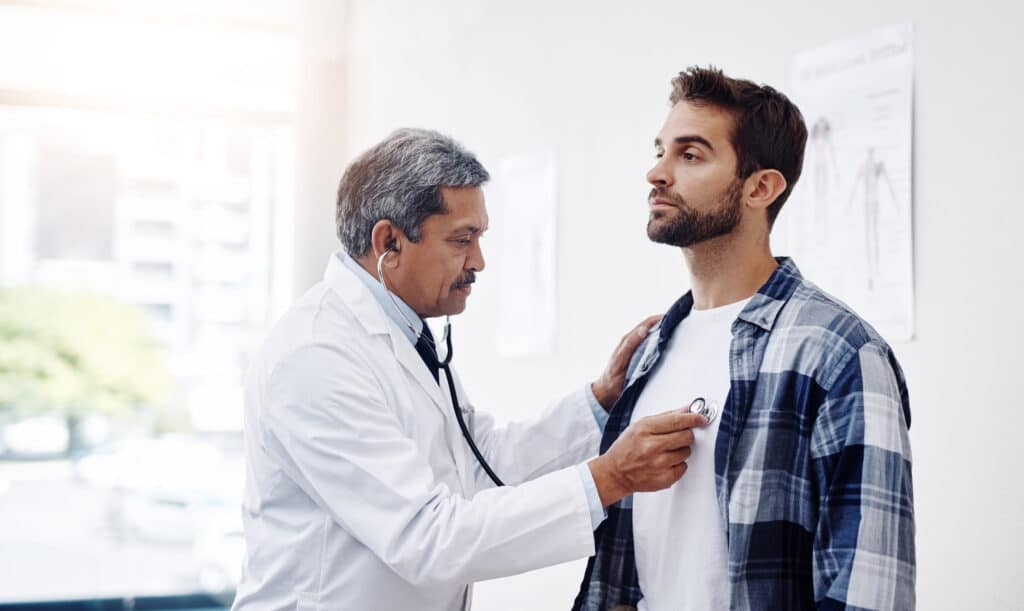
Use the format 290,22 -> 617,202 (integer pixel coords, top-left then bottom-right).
577,462 -> 608,529
585,383 -> 610,431
811,340 -> 915,610
581,385 -> 609,529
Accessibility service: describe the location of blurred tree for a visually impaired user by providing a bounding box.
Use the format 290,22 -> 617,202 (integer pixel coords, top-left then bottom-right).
0,286 -> 171,455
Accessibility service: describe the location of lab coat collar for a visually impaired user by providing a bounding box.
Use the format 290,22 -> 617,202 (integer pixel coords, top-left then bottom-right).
338,251 -> 423,345
322,251 -> 446,410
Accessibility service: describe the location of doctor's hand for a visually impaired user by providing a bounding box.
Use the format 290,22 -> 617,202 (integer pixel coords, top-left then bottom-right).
591,315 -> 662,410
588,410 -> 707,507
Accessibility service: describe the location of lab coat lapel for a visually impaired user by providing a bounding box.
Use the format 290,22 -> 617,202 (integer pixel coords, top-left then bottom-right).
392,330 -> 474,494
437,365 -> 479,495
386,324 -> 474,492
390,327 -> 447,414
322,253 -> 447,414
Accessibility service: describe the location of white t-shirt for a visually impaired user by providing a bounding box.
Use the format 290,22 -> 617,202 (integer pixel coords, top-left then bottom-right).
631,297 -> 749,611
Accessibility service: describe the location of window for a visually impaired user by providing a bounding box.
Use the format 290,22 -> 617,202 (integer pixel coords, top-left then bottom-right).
0,4 -> 296,607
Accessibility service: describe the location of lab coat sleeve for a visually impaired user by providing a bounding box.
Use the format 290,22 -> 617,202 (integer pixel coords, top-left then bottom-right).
260,343 -> 596,588
450,369 -> 603,487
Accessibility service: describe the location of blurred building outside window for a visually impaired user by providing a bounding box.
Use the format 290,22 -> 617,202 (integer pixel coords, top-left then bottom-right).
0,3 -> 297,605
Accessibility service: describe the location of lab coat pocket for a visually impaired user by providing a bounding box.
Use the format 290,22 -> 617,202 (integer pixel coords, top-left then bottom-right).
296,592 -> 319,611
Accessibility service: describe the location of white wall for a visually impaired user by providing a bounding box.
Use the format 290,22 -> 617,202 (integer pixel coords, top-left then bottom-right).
295,1 -> 1024,608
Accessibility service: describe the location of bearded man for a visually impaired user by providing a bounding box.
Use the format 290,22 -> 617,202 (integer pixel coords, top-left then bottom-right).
572,66 -> 915,611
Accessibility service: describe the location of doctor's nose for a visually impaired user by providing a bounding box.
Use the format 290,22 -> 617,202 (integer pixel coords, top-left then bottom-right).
467,240 -> 485,273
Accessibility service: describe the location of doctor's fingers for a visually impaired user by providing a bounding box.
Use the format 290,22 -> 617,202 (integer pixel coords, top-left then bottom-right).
665,446 -> 692,466
614,315 -> 662,356
639,411 -> 708,435
650,461 -> 689,489
628,314 -> 662,340
655,429 -> 696,453
637,442 -> 691,468
668,461 -> 689,483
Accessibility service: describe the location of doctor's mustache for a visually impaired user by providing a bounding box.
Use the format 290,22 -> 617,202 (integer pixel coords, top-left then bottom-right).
451,272 -> 476,289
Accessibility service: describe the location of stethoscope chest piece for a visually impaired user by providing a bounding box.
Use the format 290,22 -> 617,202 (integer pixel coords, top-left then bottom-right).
687,397 -> 718,424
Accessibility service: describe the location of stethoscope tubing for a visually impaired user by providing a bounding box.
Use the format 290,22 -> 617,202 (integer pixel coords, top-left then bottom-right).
376,251 -> 504,487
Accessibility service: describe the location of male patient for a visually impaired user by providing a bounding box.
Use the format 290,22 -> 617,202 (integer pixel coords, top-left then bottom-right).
573,66 -> 915,610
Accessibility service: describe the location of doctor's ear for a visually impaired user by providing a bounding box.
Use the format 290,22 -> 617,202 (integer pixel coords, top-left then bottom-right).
370,220 -> 405,263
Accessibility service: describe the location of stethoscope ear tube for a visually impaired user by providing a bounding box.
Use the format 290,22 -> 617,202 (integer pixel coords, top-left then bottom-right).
376,250 -> 503,487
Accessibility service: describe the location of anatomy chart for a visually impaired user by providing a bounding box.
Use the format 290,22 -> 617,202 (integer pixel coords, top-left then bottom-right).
782,23 -> 915,340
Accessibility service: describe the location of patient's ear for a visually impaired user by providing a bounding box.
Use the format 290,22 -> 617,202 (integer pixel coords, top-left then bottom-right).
743,169 -> 787,212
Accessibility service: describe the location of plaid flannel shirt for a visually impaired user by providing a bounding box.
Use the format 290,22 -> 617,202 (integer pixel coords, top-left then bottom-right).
573,258 -> 915,610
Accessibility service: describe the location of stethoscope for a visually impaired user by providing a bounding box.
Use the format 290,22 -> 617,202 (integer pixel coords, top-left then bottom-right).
377,250 -> 505,487
686,397 -> 718,423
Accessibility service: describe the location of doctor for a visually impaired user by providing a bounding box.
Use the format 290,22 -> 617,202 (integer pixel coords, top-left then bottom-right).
232,128 -> 705,611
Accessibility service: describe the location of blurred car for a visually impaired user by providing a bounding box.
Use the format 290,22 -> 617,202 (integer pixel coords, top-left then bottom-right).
74,434 -> 243,544
0,416 -> 69,458
192,510 -> 245,595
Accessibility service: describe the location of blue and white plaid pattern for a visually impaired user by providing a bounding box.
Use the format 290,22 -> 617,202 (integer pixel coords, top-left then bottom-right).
573,258 -> 915,610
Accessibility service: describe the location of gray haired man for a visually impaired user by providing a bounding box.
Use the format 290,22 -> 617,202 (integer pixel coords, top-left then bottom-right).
232,128 -> 707,610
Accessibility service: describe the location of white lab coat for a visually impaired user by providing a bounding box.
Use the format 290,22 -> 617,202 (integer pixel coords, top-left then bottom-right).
231,254 -> 601,611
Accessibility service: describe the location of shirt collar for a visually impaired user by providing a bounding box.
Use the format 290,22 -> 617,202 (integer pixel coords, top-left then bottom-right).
734,257 -> 804,332
339,251 -> 423,345
654,257 -> 804,343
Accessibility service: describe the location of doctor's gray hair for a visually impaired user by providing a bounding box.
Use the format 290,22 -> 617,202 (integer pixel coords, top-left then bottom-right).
336,128 -> 490,257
